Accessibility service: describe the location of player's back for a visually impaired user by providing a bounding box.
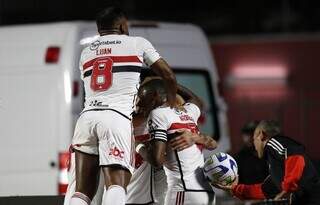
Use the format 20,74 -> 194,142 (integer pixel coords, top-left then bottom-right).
148,103 -> 211,192
80,34 -> 157,117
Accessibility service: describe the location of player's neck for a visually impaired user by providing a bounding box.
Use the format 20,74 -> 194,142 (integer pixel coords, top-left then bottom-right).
99,29 -> 122,36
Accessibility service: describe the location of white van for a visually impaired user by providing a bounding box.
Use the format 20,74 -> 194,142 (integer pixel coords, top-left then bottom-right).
0,21 -> 230,196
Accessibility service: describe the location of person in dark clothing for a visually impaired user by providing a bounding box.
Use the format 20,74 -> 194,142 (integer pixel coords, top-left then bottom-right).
233,121 -> 269,184
217,120 -> 320,205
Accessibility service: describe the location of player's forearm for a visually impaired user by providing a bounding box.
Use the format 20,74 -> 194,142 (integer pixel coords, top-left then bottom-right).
150,59 -> 177,104
194,133 -> 217,150
137,141 -> 165,168
177,84 -> 204,110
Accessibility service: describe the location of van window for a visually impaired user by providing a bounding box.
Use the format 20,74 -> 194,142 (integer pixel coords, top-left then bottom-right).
174,69 -> 220,140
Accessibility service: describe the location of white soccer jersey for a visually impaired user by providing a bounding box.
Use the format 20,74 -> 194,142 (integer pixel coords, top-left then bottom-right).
148,103 -> 213,192
80,34 -> 161,117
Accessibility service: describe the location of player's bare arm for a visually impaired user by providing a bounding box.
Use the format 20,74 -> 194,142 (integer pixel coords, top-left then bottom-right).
170,129 -> 218,151
137,140 -> 166,168
150,59 -> 177,107
177,84 -> 204,111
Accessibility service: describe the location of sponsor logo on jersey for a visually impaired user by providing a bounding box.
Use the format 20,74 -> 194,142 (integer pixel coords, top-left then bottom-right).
90,40 -> 122,50
109,147 -> 124,159
174,108 -> 183,115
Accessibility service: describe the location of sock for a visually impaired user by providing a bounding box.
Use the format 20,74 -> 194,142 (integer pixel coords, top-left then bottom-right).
70,192 -> 91,205
102,185 -> 126,205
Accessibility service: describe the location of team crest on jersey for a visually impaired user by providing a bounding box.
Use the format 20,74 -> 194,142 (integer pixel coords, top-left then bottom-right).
148,119 -> 158,131
174,108 -> 183,115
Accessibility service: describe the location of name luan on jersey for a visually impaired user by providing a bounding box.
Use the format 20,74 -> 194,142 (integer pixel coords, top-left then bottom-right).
80,34 -> 161,117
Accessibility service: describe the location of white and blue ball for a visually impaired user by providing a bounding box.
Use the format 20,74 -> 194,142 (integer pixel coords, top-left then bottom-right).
203,152 -> 238,186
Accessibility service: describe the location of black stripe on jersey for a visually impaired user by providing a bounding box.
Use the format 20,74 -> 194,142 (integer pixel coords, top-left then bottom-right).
126,165 -> 155,205
81,108 -> 131,120
83,65 -> 142,78
174,150 -> 215,193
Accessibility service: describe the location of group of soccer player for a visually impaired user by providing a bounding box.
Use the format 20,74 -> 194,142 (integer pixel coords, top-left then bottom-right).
63,5 -> 320,205
64,6 -> 218,205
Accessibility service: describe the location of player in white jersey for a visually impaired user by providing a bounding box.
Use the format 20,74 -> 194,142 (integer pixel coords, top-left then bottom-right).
69,7 -> 177,205
64,120 -> 167,205
136,79 -> 218,205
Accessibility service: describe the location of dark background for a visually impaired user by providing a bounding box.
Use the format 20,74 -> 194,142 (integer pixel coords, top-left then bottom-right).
1,0 -> 320,35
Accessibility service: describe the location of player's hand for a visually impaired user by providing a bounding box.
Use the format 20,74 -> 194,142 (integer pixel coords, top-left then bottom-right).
170,129 -> 195,151
211,175 -> 238,193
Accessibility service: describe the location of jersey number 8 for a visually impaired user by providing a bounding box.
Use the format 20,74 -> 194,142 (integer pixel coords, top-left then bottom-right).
90,57 -> 113,91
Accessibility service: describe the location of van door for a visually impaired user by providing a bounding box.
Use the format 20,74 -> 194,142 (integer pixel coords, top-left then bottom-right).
0,67 -> 63,195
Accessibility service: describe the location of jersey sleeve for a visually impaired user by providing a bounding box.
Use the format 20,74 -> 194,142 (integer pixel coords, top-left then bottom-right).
148,109 -> 168,142
266,137 -> 306,193
232,183 -> 265,200
136,37 -> 161,67
184,103 -> 201,122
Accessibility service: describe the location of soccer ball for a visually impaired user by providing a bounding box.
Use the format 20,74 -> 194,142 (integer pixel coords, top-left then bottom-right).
203,152 -> 238,186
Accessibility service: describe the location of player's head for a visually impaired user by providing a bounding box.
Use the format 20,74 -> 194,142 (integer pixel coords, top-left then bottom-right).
137,78 -> 167,116
241,120 -> 259,147
96,6 -> 129,35
253,120 -> 281,158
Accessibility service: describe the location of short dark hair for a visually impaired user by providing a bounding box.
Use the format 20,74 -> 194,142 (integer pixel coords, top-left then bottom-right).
139,79 -> 167,102
241,120 -> 260,136
96,6 -> 127,31
257,120 -> 281,138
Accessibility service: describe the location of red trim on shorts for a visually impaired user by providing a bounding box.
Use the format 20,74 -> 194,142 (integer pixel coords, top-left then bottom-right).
175,192 -> 180,205
181,192 -> 185,204
83,56 -> 142,70
175,192 -> 185,205
72,192 -> 91,205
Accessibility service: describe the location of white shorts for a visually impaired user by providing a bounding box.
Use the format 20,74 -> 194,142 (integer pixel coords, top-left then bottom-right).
165,190 -> 215,205
72,110 -> 135,174
126,160 -> 167,204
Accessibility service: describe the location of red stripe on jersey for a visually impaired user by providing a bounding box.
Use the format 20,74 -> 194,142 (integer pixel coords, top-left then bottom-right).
83,56 -> 142,70
135,134 -> 150,142
168,123 -> 199,133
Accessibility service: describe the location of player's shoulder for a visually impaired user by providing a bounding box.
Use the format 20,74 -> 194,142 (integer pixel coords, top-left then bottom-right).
184,102 -> 199,109
133,36 -> 153,45
265,136 -> 288,157
150,106 -> 170,118
184,102 -> 201,113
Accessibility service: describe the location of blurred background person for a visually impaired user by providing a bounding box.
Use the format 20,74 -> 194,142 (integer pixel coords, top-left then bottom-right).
233,120 -> 269,184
